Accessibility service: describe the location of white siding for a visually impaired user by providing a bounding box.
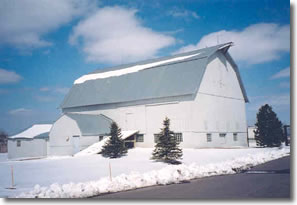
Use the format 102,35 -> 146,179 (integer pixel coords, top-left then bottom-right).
49,115 -> 100,156
8,139 -> 48,159
191,51 -> 248,147
198,52 -> 244,100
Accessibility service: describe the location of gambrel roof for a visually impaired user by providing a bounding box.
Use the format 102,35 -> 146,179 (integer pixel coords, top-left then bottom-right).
61,42 -> 248,109
66,113 -> 112,136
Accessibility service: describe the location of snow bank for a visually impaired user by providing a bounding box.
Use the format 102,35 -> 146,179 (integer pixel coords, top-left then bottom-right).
19,147 -> 289,198
74,53 -> 200,84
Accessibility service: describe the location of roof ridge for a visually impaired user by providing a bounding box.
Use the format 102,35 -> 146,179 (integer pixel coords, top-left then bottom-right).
89,42 -> 232,75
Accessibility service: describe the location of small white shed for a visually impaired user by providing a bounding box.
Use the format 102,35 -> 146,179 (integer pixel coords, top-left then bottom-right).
8,124 -> 52,159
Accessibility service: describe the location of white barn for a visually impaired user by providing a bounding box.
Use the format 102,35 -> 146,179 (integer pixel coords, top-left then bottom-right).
8,124 -> 52,159
50,42 -> 249,156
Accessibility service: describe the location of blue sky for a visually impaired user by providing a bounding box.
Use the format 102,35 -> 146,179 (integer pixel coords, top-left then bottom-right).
0,0 -> 290,134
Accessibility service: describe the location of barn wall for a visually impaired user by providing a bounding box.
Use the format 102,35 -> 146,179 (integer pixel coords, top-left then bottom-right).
190,51 -> 248,147
72,99 -> 193,148
7,139 -> 47,159
198,51 -> 245,100
49,115 -> 100,156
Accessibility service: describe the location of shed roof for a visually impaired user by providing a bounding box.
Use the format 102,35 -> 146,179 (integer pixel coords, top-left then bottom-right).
9,124 -> 52,139
66,113 -> 112,136
61,42 -> 248,109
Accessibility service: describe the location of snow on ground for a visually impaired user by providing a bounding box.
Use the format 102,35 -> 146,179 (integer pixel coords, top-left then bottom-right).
0,147 -> 290,198
0,153 -> 8,163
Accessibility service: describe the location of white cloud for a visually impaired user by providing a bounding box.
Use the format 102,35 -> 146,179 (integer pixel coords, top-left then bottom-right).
248,94 -> 290,111
39,86 -> 69,94
176,23 -> 290,65
0,88 -> 9,94
69,6 -> 176,64
271,67 -> 290,79
279,82 -> 290,88
35,96 -> 56,102
162,28 -> 184,35
40,87 -> 50,92
54,87 -> 70,95
0,0 -> 95,49
168,8 -> 200,19
0,68 -> 22,84
8,108 -> 32,115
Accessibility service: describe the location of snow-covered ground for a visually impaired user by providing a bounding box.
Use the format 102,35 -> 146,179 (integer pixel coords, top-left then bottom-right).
0,147 -> 290,198
0,153 -> 8,163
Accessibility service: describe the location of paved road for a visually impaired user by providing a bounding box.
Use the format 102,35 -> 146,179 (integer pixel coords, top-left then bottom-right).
95,156 -> 290,199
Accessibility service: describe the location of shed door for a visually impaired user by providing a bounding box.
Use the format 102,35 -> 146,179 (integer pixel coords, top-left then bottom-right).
72,135 -> 80,154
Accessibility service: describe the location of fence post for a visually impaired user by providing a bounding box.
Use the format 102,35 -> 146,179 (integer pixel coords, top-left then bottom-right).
11,165 -> 14,188
109,162 -> 112,182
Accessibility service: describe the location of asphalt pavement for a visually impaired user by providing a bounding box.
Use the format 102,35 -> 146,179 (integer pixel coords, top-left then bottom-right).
94,156 -> 291,199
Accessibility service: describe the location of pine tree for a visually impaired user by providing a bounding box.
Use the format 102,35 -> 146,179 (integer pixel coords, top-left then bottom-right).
101,122 -> 127,158
254,104 -> 284,147
151,117 -> 183,164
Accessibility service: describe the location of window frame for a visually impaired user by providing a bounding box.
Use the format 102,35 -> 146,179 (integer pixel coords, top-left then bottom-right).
206,133 -> 212,142
174,133 -> 183,142
136,134 -> 144,142
233,133 -> 238,141
154,133 -> 183,143
17,140 -> 21,147
154,134 -> 162,143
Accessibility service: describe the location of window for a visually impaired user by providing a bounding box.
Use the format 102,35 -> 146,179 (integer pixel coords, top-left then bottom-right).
136,134 -> 144,142
233,133 -> 238,141
174,133 -> 183,142
154,134 -> 162,143
206,133 -> 212,142
99,136 -> 104,141
17,140 -> 21,147
219,133 -> 226,138
154,133 -> 183,143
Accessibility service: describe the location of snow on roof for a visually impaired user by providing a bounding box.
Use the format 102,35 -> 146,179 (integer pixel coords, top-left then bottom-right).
74,137 -> 109,157
61,42 -> 249,109
9,124 -> 52,139
74,53 -> 201,84
121,130 -> 139,140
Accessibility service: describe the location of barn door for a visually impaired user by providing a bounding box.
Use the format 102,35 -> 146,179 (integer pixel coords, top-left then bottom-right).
72,135 -> 80,154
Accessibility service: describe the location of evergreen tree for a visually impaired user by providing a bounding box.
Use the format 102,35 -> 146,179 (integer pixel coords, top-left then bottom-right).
101,122 -> 127,158
151,117 -> 183,164
0,131 -> 7,146
254,104 -> 284,147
